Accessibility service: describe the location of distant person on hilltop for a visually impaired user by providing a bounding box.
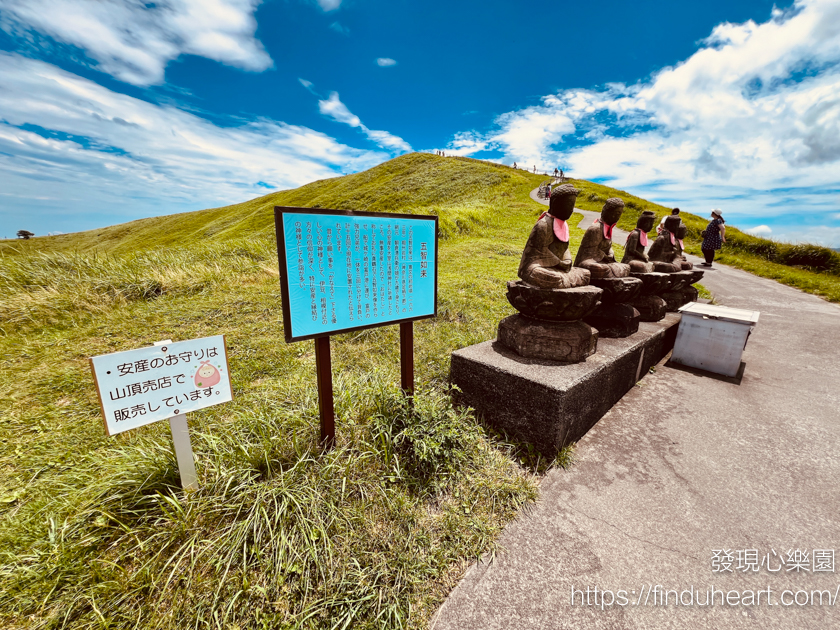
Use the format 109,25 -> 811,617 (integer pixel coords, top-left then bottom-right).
513,162 -> 517,169
560,169 -> 564,179
554,168 -> 559,178
533,165 -> 536,173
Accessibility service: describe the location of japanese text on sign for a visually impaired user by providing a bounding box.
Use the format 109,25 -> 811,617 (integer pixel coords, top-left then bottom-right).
90,335 -> 233,435
276,208 -> 437,341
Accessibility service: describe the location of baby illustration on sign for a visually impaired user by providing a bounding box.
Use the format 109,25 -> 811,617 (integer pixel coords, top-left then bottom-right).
194,361 -> 221,388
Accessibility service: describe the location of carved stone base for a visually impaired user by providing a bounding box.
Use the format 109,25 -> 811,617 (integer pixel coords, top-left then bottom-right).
666,270 -> 696,293
583,302 -> 641,338
589,276 -> 643,304
629,271 -> 672,296
629,295 -> 668,322
687,269 -> 705,284
661,291 -> 684,312
497,314 -> 598,363
506,281 -> 603,321
681,285 -> 699,305
662,284 -> 700,311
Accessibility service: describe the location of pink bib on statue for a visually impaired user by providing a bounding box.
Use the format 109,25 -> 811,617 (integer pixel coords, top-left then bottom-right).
639,231 -> 649,247
669,232 -> 675,246
678,238 -> 684,250
594,219 -> 616,240
540,212 -> 569,242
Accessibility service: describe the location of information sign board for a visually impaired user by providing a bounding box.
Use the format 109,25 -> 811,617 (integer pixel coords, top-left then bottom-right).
274,207 -> 438,342
90,335 -> 232,436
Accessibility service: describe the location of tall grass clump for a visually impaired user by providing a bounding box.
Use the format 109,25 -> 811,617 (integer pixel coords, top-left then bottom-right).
0,238 -> 277,331
371,387 -> 482,492
0,373 -> 535,629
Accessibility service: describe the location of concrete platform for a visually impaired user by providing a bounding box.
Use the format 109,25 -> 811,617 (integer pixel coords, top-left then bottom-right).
451,313 -> 680,456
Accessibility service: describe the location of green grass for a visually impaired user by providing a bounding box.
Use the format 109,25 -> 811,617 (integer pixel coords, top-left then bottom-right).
0,155 -> 580,629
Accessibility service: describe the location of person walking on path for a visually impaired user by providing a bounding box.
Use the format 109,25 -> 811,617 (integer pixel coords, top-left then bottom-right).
513,162 -> 517,169
554,167 -> 559,178
700,208 -> 726,267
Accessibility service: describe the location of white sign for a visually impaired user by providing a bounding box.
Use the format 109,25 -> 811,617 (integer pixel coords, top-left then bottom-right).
90,335 -> 232,436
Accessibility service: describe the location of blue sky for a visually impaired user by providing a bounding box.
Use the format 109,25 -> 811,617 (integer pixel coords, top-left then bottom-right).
1,0 -> 840,246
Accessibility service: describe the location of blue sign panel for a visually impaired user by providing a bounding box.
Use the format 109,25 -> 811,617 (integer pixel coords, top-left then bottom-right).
274,207 -> 438,342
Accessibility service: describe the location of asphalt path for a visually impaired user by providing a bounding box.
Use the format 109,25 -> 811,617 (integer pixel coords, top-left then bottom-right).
433,190 -> 840,629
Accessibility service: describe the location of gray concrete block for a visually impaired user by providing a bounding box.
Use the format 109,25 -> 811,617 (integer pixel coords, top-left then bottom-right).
451,313 -> 680,456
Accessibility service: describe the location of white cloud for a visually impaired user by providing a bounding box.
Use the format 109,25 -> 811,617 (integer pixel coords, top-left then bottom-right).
0,53 -> 388,233
298,77 -> 318,96
319,91 -> 362,127
317,0 -> 342,11
746,225 -> 773,236
318,91 -> 411,152
440,131 -> 489,157
329,21 -> 349,35
0,0 -> 272,85
376,58 -> 397,67
449,0 -> 840,245
771,226 -> 840,246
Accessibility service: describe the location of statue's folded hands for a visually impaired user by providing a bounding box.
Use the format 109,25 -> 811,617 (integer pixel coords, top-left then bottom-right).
573,197 -> 631,279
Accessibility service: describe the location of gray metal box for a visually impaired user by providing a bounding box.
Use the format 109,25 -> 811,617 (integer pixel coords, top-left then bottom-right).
671,303 -> 760,377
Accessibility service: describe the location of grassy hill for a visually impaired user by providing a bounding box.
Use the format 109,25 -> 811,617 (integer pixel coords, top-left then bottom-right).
0,153 -> 836,629
1,153 -> 537,256
8,151 -> 838,302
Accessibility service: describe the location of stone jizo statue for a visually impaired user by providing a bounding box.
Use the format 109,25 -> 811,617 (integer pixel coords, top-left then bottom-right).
621,210 -> 656,273
648,215 -> 684,273
518,184 -> 591,289
574,198 -> 630,279
674,224 -> 694,270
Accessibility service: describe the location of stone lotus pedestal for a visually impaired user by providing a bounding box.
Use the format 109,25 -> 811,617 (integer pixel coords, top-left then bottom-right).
666,285 -> 699,310
664,270 -> 694,292
628,272 -> 670,322
499,281 -> 602,363
662,269 -> 704,310
583,276 -> 643,338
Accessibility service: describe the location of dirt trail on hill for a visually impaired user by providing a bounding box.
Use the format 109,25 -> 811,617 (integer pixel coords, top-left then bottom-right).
433,189 -> 840,629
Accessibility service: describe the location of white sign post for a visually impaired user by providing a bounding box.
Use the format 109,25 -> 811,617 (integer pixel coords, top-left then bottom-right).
89,335 -> 233,490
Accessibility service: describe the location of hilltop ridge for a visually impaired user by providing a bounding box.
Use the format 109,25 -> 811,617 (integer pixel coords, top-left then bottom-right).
4,152 -> 839,299
1,154 -> 548,256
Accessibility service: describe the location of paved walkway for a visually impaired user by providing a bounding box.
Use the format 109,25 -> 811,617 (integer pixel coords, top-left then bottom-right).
434,192 -> 840,629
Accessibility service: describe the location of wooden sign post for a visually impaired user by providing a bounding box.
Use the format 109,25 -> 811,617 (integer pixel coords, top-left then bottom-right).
314,336 -> 335,449
400,322 -> 414,397
89,335 -> 233,490
274,207 -> 438,449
